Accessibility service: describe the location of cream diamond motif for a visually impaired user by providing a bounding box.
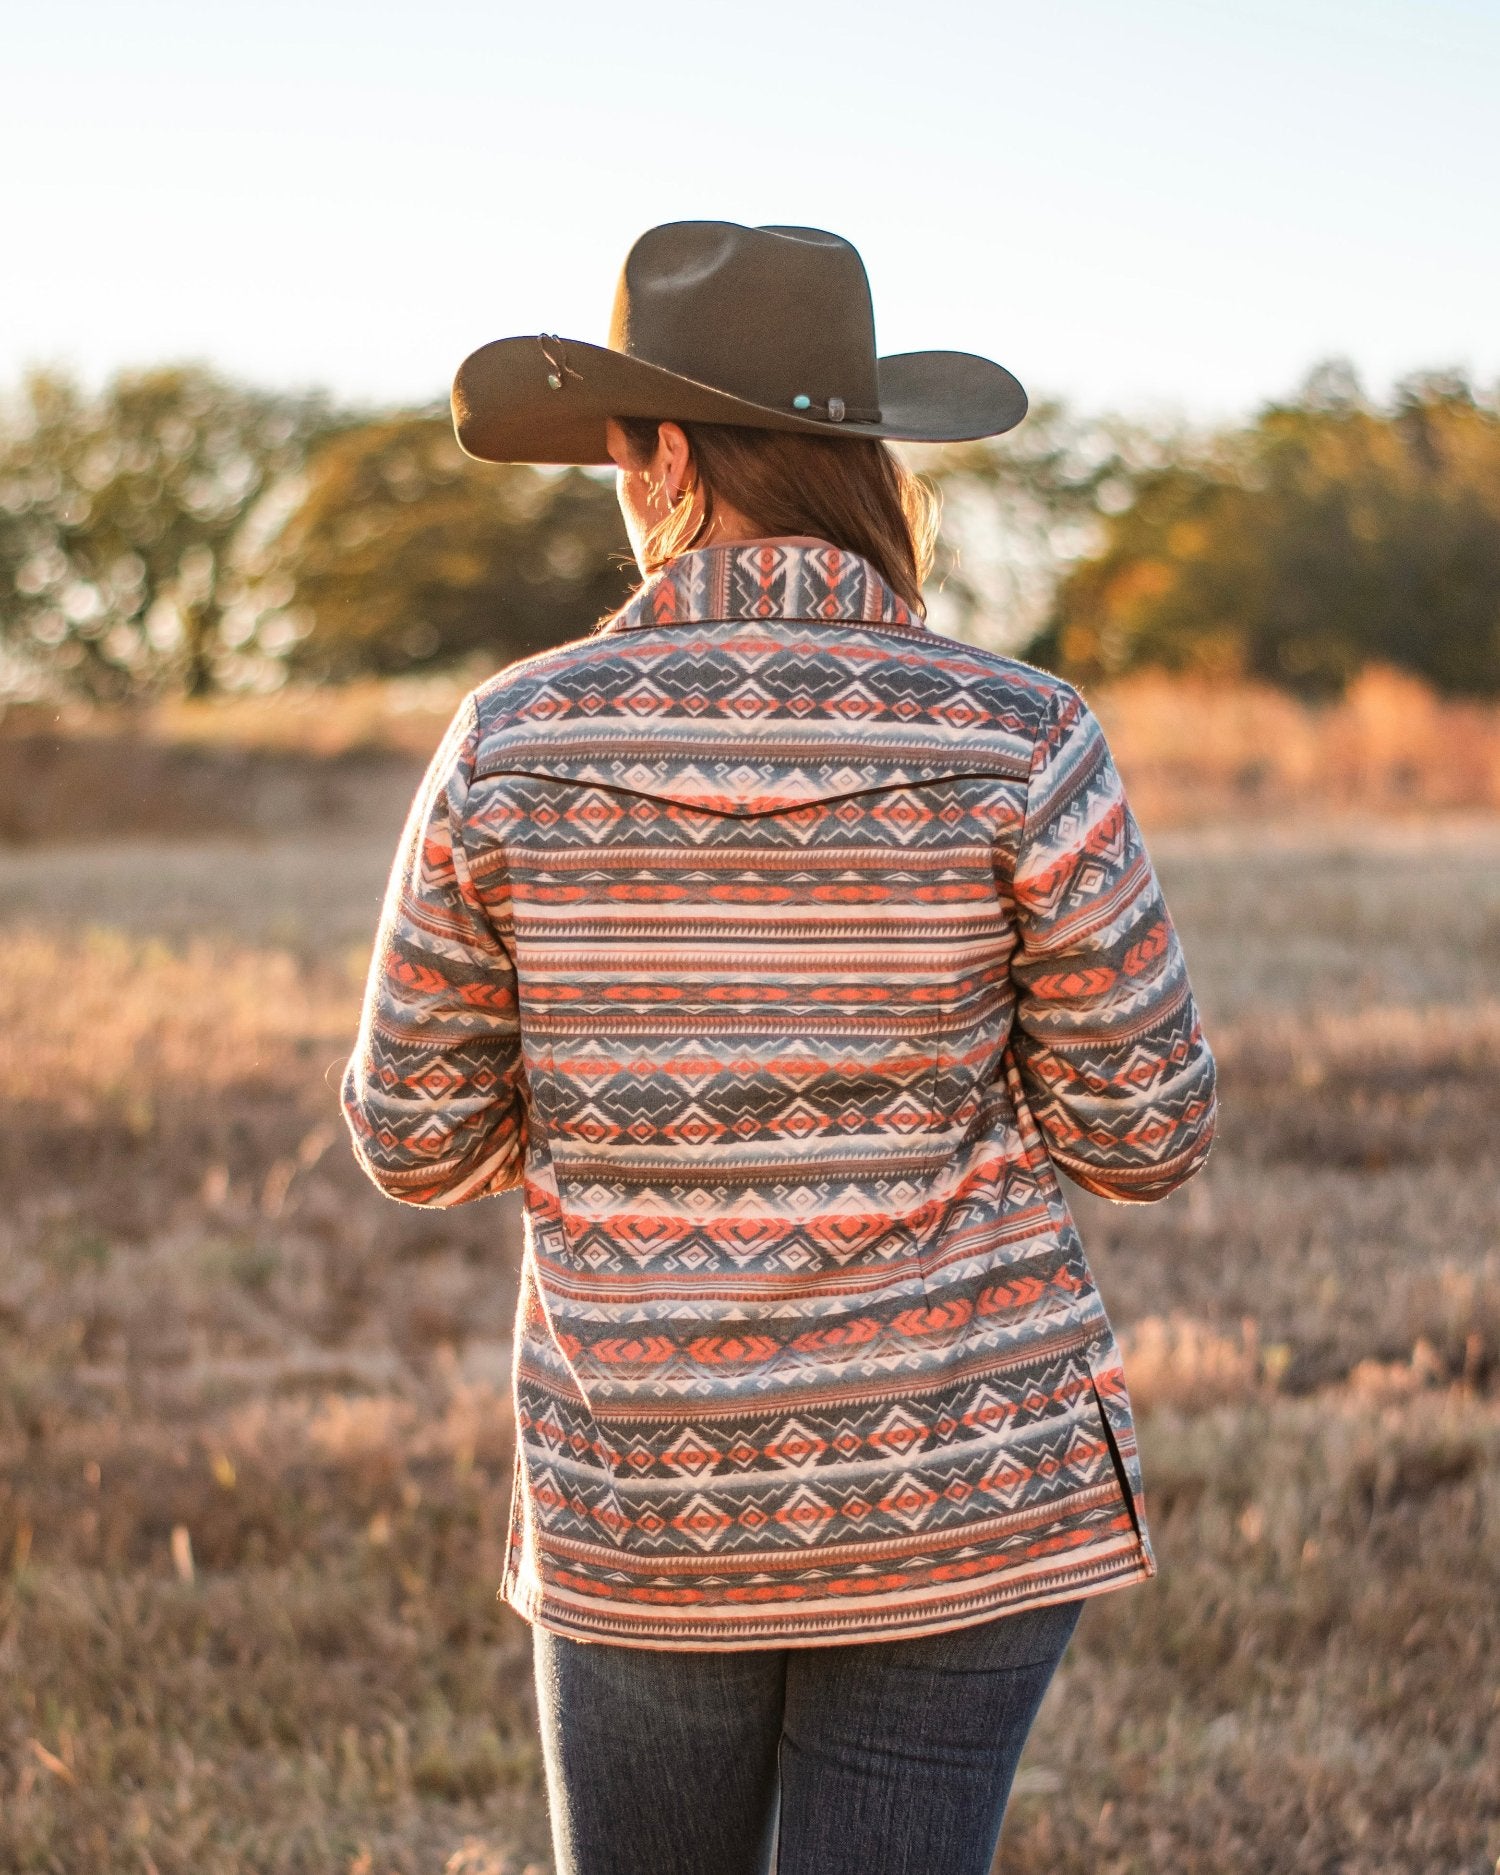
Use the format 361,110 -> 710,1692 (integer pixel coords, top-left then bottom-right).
869,1404 -> 929,1457
879,1480 -> 938,1532
773,1483 -> 837,1546
660,1428 -> 721,1478
672,1493 -> 733,1551
765,1418 -> 827,1470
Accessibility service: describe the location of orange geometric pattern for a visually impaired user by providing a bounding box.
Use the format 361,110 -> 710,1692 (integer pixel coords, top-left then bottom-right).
342,543 -> 1218,1648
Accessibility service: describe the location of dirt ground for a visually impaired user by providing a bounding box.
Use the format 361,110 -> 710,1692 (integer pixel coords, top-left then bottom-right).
1,806 -> 1497,1874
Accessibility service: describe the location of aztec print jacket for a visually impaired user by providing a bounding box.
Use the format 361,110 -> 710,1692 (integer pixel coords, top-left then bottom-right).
342,541 -> 1217,1649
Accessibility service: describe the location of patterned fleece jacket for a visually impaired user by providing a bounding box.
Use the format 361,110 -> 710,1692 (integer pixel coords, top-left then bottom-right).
342,542 -> 1218,1649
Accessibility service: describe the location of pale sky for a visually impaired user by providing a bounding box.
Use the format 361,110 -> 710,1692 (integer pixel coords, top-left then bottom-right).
4,0 -> 1497,423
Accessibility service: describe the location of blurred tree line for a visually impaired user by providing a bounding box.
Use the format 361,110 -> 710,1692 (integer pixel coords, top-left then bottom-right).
0,368 -> 633,703
2,360 -> 1498,703
1030,363 -> 1500,696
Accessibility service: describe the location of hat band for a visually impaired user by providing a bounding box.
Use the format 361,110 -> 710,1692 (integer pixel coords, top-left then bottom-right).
789,393 -> 883,424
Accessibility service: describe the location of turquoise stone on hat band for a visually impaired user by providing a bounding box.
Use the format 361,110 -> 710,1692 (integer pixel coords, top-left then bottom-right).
792,394 -> 812,410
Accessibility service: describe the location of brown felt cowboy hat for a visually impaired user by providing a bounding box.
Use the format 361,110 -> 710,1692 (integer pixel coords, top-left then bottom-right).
451,221 -> 1027,466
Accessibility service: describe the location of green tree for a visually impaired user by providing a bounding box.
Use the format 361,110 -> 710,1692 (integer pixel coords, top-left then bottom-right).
0,367 -> 344,699
1032,364 -> 1500,695
257,413 -> 633,680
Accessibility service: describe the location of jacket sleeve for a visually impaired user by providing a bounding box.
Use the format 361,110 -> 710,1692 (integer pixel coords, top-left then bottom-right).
1004,681 -> 1217,1203
340,693 -> 527,1206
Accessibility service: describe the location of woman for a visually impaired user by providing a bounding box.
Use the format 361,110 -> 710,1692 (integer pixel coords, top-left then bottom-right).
343,222 -> 1217,1875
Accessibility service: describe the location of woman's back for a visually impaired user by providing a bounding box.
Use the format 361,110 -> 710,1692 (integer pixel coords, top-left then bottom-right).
342,538 -> 1216,1649
347,222 -> 1218,1868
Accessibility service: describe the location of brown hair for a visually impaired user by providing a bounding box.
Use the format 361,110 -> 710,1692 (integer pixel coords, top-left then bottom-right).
613,418 -> 939,616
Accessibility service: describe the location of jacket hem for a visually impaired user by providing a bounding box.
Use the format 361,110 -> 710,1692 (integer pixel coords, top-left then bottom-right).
500,1536 -> 1156,1652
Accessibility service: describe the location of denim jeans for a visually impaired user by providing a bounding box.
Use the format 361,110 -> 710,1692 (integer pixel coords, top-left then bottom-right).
532,1596 -> 1083,1875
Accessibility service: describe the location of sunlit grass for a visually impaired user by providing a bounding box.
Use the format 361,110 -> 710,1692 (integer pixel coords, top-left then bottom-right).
0,809 -> 1497,1871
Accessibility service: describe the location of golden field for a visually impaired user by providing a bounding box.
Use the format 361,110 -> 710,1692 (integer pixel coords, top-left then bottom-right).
1,680 -> 1498,1873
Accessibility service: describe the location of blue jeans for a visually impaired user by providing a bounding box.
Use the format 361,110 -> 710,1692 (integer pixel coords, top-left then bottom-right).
532,1597 -> 1083,1875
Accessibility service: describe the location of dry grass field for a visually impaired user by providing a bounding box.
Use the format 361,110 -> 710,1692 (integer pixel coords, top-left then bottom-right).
1,689 -> 1498,1873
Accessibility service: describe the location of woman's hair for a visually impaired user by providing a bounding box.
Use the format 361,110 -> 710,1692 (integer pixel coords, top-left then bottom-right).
613,418 -> 939,616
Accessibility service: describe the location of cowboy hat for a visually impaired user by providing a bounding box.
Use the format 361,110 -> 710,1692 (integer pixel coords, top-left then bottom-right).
451,221 -> 1027,466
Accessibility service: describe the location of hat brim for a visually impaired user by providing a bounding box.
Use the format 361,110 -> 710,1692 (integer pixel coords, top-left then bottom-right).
450,336 -> 1027,466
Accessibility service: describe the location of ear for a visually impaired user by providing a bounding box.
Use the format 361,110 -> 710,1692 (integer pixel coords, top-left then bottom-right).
655,421 -> 695,500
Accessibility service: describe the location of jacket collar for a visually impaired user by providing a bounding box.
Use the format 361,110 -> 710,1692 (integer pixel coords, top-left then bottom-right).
603,542 -> 920,634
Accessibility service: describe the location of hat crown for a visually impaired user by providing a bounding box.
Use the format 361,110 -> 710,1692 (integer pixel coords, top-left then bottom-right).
607,222 -> 881,418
